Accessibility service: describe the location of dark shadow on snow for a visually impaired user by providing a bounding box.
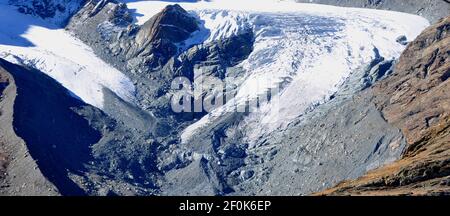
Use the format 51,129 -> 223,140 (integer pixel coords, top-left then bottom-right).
0,3 -> 69,47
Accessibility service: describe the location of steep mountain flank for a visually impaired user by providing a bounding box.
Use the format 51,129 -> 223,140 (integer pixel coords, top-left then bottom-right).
295,0 -> 450,23
131,4 -> 200,68
0,61 -> 59,196
0,58 -> 105,195
0,58 -> 160,196
319,16 -> 450,196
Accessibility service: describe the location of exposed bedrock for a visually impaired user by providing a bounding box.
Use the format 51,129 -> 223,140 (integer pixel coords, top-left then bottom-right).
68,1 -> 203,71
130,4 -> 200,69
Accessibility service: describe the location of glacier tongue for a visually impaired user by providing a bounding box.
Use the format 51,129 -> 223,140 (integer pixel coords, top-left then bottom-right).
142,2 -> 430,143
0,3 -> 136,109
0,0 -> 430,137
240,10 -> 430,144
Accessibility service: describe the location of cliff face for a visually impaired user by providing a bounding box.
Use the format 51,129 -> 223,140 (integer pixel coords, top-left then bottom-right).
319,16 -> 450,196
295,0 -> 450,23
67,2 -> 201,70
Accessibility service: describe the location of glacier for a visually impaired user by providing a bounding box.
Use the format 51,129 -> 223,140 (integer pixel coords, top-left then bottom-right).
120,0 -> 429,143
0,0 -> 438,196
0,0 -> 429,138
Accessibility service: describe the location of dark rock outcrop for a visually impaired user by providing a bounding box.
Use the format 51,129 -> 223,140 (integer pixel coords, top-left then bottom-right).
66,0 -> 134,69
68,2 -> 200,70
130,4 -> 199,68
136,5 -> 199,45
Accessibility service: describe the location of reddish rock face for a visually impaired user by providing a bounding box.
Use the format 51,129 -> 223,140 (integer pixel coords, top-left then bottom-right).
373,16 -> 450,147
318,17 -> 450,196
135,4 -> 199,48
131,4 -> 200,69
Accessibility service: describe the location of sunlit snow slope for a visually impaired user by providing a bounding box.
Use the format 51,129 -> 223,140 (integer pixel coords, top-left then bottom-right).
0,2 -> 135,109
119,0 -> 429,142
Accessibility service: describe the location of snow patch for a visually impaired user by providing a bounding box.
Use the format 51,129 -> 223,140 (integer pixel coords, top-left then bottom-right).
0,3 -> 135,109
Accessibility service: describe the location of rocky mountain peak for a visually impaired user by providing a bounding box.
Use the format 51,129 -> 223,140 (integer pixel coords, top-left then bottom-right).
124,4 -> 201,69
135,4 -> 199,48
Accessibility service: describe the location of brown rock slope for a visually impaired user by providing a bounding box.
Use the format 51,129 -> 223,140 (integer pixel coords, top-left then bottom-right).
318,16 -> 450,196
